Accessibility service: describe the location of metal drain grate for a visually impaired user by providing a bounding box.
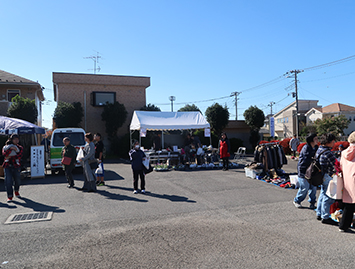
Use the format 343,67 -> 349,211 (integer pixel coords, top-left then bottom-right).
4,212 -> 53,225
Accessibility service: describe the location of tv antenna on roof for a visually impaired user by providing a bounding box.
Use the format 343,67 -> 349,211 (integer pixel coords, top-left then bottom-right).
84,51 -> 102,74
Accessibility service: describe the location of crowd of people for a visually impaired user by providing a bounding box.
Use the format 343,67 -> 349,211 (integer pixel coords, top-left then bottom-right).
293,132 -> 355,232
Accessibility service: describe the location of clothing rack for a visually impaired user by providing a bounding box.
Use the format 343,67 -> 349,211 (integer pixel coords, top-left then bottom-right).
258,141 -> 279,146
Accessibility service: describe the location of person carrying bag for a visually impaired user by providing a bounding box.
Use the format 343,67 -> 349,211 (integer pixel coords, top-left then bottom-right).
61,137 -> 77,188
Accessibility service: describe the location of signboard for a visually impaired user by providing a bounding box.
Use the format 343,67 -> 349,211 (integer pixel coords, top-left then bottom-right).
269,117 -> 275,137
140,128 -> 147,137
31,145 -> 45,178
204,128 -> 211,137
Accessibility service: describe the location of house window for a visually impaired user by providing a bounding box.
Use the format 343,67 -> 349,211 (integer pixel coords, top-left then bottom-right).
90,91 -> 116,107
286,117 -> 289,123
7,89 -> 20,102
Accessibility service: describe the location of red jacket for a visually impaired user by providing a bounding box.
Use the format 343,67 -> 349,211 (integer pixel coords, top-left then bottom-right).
219,140 -> 230,158
2,144 -> 23,168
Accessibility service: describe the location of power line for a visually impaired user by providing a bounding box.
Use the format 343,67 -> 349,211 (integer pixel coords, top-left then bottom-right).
302,71 -> 355,83
303,54 -> 355,72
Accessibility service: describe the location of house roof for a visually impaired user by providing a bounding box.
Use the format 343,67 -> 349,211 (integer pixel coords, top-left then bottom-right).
0,70 -> 44,101
305,107 -> 323,116
273,100 -> 319,118
0,70 -> 39,85
322,103 -> 355,113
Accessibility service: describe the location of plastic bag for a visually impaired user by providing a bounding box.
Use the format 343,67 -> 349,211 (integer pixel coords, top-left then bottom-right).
95,165 -> 103,174
142,157 -> 150,169
197,147 -> 204,156
326,175 -> 338,199
76,148 -> 84,161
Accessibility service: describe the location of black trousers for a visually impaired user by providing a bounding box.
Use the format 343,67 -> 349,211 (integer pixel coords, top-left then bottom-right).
64,166 -> 74,186
222,157 -> 229,170
133,170 -> 145,190
339,203 -> 355,230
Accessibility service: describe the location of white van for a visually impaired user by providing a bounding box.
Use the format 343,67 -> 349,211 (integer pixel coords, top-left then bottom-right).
49,128 -> 86,174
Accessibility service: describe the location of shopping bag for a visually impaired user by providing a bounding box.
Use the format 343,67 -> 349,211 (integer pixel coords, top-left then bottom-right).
61,156 -> 72,165
95,165 -> 103,174
76,148 -> 84,161
326,175 -> 339,199
142,157 -> 150,169
143,163 -> 153,174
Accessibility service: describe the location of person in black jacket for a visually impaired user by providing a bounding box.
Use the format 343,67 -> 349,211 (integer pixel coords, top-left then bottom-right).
129,141 -> 146,194
293,134 -> 318,209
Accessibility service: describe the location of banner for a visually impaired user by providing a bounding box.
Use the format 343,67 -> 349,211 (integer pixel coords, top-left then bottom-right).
269,117 -> 275,137
31,145 -> 45,178
140,128 -> 147,137
204,128 -> 211,137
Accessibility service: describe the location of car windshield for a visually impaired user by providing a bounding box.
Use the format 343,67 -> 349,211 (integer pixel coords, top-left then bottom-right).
52,132 -> 85,147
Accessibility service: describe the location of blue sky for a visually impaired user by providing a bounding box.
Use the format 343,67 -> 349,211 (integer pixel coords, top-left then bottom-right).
1,0 -> 355,128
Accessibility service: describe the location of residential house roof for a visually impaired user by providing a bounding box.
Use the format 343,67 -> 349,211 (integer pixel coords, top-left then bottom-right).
321,103 -> 355,113
273,100 -> 319,118
0,70 -> 44,101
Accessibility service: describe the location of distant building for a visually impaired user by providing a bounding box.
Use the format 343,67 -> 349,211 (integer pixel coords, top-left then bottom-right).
0,70 -> 45,125
222,120 -> 252,150
272,100 -> 321,138
52,72 -> 150,145
305,103 -> 355,135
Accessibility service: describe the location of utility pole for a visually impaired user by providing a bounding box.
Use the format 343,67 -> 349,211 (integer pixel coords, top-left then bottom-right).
169,96 -> 176,112
287,70 -> 303,137
230,92 -> 241,120
268,101 -> 275,115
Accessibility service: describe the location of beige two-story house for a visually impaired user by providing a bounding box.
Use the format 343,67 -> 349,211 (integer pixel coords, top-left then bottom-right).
0,70 -> 45,125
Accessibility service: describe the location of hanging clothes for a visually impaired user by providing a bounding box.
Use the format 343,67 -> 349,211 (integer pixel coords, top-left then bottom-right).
254,143 -> 286,171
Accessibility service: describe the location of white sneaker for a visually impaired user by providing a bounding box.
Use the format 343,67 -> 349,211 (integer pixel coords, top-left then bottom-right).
133,190 -> 138,194
141,190 -> 146,194
293,201 -> 302,208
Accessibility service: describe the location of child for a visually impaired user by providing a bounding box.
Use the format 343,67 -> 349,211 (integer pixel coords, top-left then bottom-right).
3,140 -> 20,164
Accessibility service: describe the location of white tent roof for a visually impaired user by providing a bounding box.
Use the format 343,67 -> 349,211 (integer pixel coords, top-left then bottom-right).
130,111 -> 210,131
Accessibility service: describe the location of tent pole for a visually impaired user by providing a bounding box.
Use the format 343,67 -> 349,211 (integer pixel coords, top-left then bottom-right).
139,131 -> 141,146
130,131 -> 132,149
210,135 -> 212,146
162,130 -> 164,149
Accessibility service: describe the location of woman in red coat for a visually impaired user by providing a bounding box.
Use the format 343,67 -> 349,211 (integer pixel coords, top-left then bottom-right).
219,132 -> 230,171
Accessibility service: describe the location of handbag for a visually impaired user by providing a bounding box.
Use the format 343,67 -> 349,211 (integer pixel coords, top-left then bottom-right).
62,156 -> 72,166
89,159 -> 98,169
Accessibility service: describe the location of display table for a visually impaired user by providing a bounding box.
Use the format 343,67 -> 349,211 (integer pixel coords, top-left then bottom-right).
145,150 -> 180,165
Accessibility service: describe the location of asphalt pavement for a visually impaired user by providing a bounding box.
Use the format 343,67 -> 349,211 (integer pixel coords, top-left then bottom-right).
0,158 -> 354,269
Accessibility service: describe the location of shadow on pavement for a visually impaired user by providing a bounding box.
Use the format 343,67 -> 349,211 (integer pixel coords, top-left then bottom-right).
11,197 -> 65,213
0,201 -> 16,209
145,191 -> 197,203
106,185 -> 196,203
95,189 -> 148,203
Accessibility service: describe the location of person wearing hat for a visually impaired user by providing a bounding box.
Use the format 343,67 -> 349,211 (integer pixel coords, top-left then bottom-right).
293,133 -> 319,209
2,134 -> 23,202
338,132 -> 355,232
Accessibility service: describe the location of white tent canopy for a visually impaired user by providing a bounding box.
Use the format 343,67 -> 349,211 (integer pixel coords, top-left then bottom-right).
130,111 -> 210,131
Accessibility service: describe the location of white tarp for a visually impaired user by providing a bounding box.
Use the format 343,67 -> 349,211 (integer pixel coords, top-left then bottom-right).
130,111 -> 210,131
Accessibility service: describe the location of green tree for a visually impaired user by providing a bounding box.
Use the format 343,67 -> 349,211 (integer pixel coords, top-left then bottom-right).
314,115 -> 349,136
205,103 -> 230,135
140,103 -> 161,111
101,101 -> 128,138
53,101 -> 84,128
243,106 -> 265,148
7,95 -> 38,123
178,104 -> 201,113
243,106 -> 265,129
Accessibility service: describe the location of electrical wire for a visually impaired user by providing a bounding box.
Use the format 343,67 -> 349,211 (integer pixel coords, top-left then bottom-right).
302,71 -> 355,83
303,54 -> 355,72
